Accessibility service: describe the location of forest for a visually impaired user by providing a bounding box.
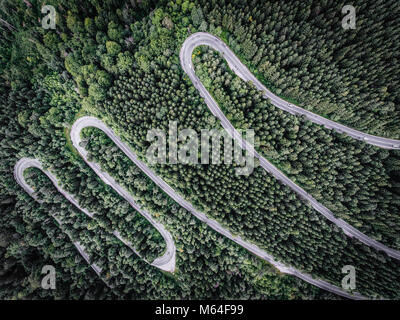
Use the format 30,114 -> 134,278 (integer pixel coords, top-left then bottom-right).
0,0 -> 399,299
194,45 -> 400,249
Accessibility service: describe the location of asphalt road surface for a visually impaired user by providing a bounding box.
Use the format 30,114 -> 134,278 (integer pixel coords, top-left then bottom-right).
180,32 -> 400,261
69,116 -> 367,300
14,32 -> 398,298
14,157 -> 176,274
14,158 -> 107,283
181,32 -> 400,150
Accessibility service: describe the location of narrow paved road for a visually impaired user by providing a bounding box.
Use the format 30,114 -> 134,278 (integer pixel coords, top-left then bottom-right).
14,158 -> 106,283
14,157 -> 176,273
70,116 -> 367,300
181,32 -> 400,150
180,32 -> 400,261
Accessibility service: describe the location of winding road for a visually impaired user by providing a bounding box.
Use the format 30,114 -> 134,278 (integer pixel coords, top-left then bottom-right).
181,32 -> 400,150
13,32 -> 399,299
14,157 -> 176,274
69,116 -> 366,300
14,158 -> 106,282
180,32 -> 400,261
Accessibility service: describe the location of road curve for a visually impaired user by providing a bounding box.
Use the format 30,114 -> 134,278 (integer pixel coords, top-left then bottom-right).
71,116 -> 367,300
180,32 -> 400,261
14,158 -> 107,283
14,157 -> 176,273
181,32 -> 400,150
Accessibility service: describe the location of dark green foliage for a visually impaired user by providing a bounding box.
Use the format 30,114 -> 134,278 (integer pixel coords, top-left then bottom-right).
194,46 -> 400,250
1,0 -> 399,300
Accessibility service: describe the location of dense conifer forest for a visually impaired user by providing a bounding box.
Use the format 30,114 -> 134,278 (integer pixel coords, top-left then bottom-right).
0,0 -> 399,299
